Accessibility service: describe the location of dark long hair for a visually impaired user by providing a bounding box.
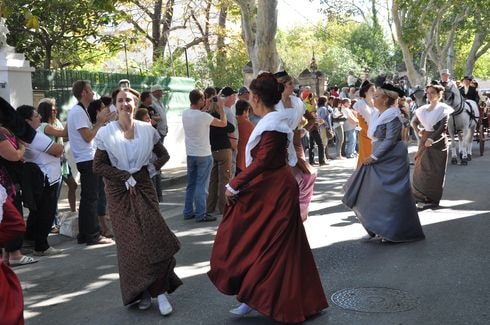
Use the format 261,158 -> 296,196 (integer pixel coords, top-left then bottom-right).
37,101 -> 54,123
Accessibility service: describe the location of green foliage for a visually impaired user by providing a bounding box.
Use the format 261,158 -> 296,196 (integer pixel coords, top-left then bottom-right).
346,23 -> 393,72
319,46 -> 363,86
2,0 -> 121,69
192,45 -> 249,89
276,19 -> 395,87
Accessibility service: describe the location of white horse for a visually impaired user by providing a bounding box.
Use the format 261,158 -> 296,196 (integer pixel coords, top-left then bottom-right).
442,81 -> 479,165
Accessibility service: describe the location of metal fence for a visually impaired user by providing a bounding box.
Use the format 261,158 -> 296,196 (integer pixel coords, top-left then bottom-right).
33,69 -> 169,103
32,69 -> 195,119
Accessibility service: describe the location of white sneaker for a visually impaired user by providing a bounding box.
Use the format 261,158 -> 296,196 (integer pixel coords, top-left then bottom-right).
157,294 -> 172,316
229,303 -> 253,316
138,292 -> 151,310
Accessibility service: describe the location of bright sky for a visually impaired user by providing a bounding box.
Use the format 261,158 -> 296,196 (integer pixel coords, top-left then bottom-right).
277,0 -> 324,30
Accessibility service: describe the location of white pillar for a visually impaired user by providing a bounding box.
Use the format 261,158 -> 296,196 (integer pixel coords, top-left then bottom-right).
0,49 -> 35,107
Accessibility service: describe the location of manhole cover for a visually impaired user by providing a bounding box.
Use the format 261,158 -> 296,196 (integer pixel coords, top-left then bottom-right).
331,287 -> 418,313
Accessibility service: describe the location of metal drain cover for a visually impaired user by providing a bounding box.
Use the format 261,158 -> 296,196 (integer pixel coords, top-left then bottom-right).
331,287 -> 418,313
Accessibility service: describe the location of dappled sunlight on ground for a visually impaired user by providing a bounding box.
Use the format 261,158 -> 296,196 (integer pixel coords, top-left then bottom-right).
175,261 -> 210,279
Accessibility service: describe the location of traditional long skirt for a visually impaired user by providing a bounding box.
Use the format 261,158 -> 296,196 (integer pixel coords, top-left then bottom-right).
356,116 -> 372,168
208,165 -> 327,323
0,199 -> 25,325
343,141 -> 425,242
103,168 -> 182,305
292,130 -> 317,221
412,130 -> 448,205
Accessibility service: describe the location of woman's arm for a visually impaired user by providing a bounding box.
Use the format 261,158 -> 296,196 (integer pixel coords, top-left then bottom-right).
429,116 -> 448,141
44,124 -> 68,138
152,142 -> 170,171
371,118 -> 402,160
0,139 -> 24,161
303,109 -> 316,131
93,148 -> 131,182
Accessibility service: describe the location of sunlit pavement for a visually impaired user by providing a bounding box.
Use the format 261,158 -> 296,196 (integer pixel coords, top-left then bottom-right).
18,142 -> 489,325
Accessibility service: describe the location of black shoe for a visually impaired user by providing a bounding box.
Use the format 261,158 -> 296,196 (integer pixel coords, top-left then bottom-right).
196,214 -> 217,222
184,214 -> 195,220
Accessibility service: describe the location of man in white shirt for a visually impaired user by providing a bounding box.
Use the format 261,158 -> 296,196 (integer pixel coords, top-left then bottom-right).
67,80 -> 113,245
182,89 -> 227,222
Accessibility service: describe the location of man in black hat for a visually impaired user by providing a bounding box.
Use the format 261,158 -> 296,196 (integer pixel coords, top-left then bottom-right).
459,76 -> 480,103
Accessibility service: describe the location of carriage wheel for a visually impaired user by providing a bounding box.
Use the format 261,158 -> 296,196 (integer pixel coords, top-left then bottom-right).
479,123 -> 485,156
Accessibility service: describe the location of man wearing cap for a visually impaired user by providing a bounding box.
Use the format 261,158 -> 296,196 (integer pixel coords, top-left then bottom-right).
237,86 -> 250,101
459,76 -> 479,103
220,86 -> 239,175
439,69 -> 459,100
150,85 -> 168,143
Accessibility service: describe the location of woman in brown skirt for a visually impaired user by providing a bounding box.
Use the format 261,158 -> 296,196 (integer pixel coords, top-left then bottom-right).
93,88 -> 182,316
411,84 -> 454,208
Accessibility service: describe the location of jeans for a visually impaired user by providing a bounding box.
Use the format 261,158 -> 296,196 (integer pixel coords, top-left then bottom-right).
344,128 -> 357,157
76,160 -> 100,243
183,155 -> 213,219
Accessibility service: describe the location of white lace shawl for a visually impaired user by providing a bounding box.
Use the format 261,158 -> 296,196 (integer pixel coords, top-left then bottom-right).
415,103 -> 454,132
95,120 -> 159,174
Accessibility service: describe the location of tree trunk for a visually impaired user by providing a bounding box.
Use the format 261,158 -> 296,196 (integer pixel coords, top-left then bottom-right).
254,0 -> 279,74
391,1 -> 422,87
236,0 -> 279,76
216,4 -> 228,68
465,31 -> 490,76
44,43 -> 52,69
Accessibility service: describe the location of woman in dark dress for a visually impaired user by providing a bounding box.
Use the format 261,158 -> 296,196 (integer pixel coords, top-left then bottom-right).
343,84 -> 425,243
411,84 -> 453,208
93,88 -> 182,316
208,72 -> 328,323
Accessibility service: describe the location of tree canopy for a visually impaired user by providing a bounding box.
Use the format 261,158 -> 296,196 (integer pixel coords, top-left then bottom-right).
1,0 -> 121,69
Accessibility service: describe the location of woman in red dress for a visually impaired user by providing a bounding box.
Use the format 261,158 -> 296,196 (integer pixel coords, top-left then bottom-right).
0,184 -> 26,325
208,72 -> 328,323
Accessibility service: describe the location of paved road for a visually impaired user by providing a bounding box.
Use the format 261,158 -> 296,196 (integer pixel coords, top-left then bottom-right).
17,142 -> 490,325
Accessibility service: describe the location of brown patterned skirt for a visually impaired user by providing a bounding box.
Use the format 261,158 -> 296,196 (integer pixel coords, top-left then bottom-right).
104,168 -> 182,305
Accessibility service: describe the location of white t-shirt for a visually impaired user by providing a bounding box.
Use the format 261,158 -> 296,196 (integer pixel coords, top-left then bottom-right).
182,108 -> 214,156
67,103 -> 96,163
24,131 -> 61,185
225,107 -> 238,141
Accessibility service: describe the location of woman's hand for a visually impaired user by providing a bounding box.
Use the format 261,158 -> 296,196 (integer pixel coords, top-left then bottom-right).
363,157 -> 375,165
424,139 -> 433,147
224,189 -> 237,206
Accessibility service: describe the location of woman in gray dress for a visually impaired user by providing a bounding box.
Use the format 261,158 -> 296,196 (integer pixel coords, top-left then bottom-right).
342,84 -> 425,243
